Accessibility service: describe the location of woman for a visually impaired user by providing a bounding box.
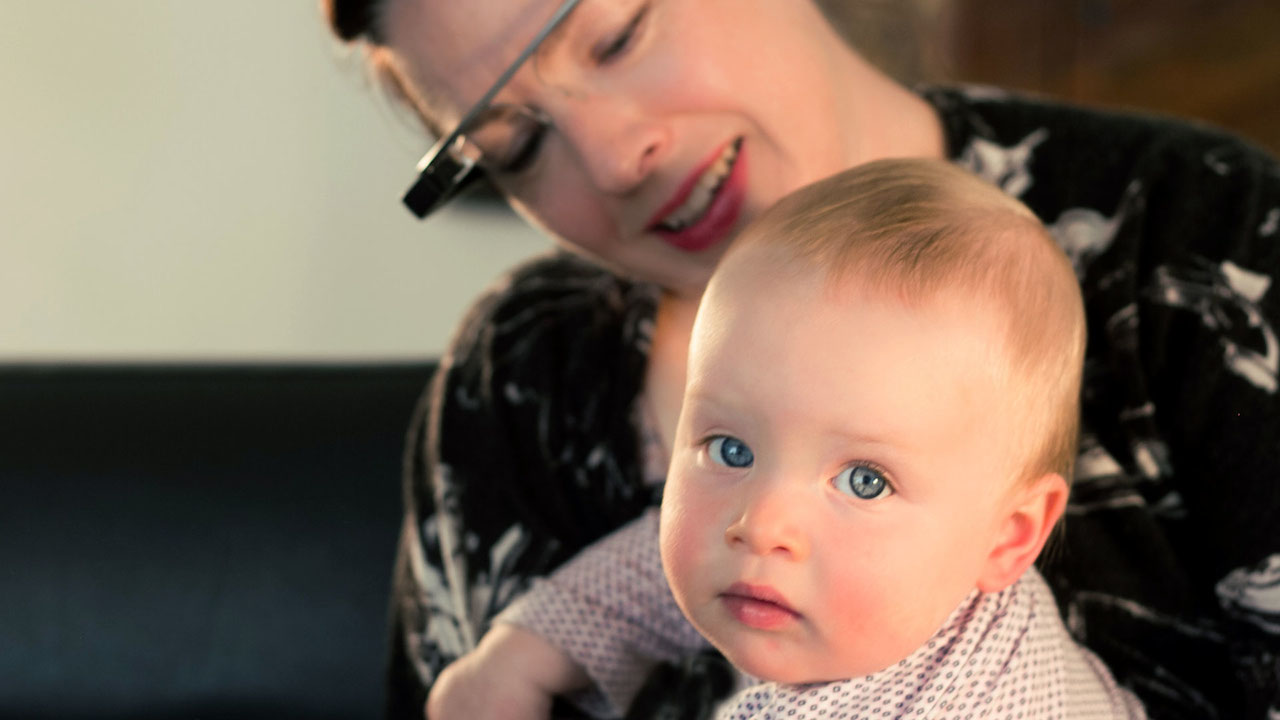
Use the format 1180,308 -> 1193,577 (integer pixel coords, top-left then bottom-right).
322,1 -> 1280,718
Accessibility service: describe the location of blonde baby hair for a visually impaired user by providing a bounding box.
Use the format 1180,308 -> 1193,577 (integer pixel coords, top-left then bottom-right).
727,157 -> 1086,485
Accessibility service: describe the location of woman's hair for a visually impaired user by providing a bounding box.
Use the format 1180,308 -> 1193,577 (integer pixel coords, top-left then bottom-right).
323,0 -> 385,43
322,0 -> 443,135
732,158 -> 1087,485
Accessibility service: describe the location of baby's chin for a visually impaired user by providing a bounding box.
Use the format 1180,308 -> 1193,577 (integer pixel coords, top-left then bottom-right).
715,643 -> 861,686
715,636 -> 908,686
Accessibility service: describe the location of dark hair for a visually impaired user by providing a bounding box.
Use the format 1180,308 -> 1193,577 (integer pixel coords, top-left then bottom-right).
322,0 -> 447,137
322,0 -> 386,44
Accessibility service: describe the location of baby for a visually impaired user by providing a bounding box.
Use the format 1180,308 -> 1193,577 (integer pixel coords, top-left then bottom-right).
427,159 -> 1146,719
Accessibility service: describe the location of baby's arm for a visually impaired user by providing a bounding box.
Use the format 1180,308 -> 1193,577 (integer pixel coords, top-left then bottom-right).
426,620 -> 589,720
429,509 -> 706,718
498,508 -> 708,714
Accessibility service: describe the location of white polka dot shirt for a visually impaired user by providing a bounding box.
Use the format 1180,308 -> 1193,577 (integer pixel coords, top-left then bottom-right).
498,511 -> 1145,719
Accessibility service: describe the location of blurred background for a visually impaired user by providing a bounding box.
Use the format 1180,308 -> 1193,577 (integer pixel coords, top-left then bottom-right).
0,1 -> 545,361
1,0 -> 1278,361
932,0 -> 1280,155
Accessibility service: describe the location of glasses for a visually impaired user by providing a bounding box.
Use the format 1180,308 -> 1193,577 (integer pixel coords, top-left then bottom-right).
402,0 -> 585,219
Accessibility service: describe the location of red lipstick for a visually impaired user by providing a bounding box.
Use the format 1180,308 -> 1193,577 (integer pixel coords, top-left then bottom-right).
720,582 -> 799,630
648,138 -> 747,253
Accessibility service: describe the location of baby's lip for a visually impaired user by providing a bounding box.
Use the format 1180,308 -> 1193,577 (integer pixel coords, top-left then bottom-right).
720,581 -> 801,622
724,582 -> 794,607
720,582 -> 800,631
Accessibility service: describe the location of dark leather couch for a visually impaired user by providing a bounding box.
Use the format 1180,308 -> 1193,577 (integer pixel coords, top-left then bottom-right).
0,362 -> 436,719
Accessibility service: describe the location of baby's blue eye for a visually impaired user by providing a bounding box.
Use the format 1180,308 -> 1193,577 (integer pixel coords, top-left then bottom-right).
707,436 -> 754,468
833,464 -> 893,500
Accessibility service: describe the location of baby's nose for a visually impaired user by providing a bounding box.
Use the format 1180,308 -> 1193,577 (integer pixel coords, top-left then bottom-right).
723,482 -> 811,561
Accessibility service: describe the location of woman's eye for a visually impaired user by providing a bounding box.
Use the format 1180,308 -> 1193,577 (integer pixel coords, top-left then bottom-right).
494,124 -> 546,174
594,4 -> 647,63
477,112 -> 548,175
707,435 -> 754,469
833,464 -> 893,500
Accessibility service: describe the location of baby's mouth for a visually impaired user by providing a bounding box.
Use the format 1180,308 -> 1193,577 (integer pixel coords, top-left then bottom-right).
720,582 -> 800,630
654,138 -> 743,233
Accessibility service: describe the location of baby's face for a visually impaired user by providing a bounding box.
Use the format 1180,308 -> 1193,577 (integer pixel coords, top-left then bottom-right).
660,253 -> 1026,683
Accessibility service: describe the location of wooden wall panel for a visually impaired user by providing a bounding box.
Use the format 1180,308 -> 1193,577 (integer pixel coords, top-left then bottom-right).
930,0 -> 1280,154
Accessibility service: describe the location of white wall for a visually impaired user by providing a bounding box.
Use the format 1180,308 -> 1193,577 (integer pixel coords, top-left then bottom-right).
0,0 -> 548,360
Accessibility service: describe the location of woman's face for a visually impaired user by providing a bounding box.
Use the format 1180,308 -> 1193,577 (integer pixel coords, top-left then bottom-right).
382,0 -> 936,296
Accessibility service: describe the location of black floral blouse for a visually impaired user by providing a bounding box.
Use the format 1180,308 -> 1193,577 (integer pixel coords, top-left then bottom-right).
386,86 -> 1280,720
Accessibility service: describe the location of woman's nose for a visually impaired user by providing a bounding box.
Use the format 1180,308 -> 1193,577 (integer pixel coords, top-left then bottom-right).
724,482 -> 810,562
554,92 -> 670,195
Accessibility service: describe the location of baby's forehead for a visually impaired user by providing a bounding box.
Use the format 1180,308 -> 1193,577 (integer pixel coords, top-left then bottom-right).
695,269 -> 1033,486
713,250 -> 1016,372
722,242 -> 1008,319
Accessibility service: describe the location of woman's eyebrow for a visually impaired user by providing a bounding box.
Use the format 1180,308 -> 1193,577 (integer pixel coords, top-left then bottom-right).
519,0 -> 587,74
536,12 -> 578,57
445,0 -> 585,135
524,7 -> 584,87
462,104 -> 519,134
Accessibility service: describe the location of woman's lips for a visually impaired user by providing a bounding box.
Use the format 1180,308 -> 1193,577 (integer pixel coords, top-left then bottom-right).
648,139 -> 747,254
720,582 -> 800,630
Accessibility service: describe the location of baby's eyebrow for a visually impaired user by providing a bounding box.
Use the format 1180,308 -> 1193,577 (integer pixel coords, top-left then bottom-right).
833,429 -> 898,447
681,387 -> 740,412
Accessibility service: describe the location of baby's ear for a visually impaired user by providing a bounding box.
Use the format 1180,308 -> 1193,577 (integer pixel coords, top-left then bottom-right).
975,473 -> 1068,593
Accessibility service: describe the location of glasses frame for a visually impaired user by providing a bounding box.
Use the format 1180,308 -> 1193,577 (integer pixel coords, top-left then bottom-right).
402,0 -> 586,219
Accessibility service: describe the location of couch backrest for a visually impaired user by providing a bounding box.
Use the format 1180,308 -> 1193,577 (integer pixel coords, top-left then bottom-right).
0,362 -> 435,719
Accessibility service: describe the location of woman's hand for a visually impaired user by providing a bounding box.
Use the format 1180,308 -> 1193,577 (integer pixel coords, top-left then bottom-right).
425,622 -> 590,720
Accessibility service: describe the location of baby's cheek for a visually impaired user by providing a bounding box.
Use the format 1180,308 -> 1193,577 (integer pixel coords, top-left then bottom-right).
659,494 -> 715,598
